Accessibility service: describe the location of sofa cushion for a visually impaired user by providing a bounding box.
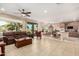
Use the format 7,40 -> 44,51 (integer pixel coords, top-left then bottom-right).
21,35 -> 27,37
6,36 -> 15,40
3,32 -> 14,36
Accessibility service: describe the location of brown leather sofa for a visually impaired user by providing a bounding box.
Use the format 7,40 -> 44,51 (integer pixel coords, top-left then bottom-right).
3,31 -> 27,45
14,32 -> 27,39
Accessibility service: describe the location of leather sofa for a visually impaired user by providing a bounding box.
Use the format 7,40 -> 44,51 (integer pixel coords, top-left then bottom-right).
3,31 -> 27,45
14,32 -> 27,39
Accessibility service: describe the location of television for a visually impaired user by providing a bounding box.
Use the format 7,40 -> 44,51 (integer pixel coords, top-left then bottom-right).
67,26 -> 73,29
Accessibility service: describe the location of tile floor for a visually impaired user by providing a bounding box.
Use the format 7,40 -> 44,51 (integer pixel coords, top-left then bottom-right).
5,35 -> 79,56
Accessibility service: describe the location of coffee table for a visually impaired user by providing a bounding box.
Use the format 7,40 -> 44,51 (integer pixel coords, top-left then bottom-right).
15,37 -> 32,48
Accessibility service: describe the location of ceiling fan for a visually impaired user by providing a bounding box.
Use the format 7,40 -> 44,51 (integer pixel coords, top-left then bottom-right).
18,9 -> 31,17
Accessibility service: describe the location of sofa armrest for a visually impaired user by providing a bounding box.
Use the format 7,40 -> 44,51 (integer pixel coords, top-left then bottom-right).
0,41 -> 6,56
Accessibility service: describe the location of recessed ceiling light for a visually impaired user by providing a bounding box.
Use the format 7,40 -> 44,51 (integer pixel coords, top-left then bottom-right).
44,10 -> 47,13
0,8 -> 5,11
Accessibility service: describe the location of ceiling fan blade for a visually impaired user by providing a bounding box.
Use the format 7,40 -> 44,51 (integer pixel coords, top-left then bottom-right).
18,9 -> 25,13
18,9 -> 21,12
22,9 -> 25,12
26,12 -> 31,14
22,12 -> 31,14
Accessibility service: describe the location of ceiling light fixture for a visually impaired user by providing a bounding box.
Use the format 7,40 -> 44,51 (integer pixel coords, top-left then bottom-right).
44,10 -> 47,13
0,8 -> 5,11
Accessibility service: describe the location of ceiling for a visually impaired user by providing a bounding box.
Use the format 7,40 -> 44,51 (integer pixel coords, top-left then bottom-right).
0,3 -> 79,24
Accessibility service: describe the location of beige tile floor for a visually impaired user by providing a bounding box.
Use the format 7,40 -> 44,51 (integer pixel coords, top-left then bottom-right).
5,35 -> 79,56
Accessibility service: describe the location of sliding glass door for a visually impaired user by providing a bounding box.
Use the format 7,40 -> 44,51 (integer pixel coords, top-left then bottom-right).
26,22 -> 38,38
